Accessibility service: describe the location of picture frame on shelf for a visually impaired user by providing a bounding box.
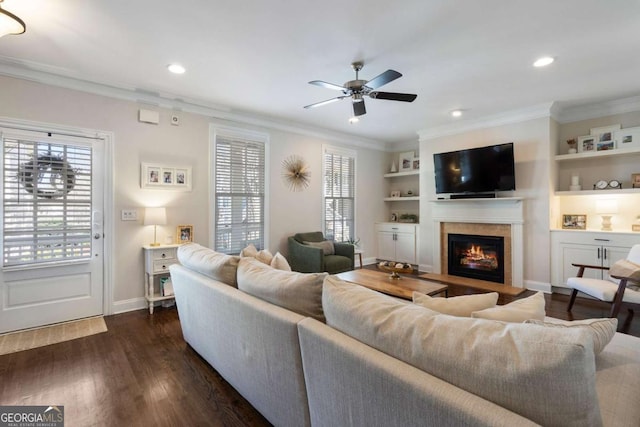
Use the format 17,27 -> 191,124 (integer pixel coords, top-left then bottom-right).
399,151 -> 414,171
577,135 -> 595,153
632,173 -> 640,188
390,190 -> 401,198
412,158 -> 420,170
177,225 -> 193,243
590,124 -> 621,137
390,212 -> 398,222
596,139 -> 615,151
141,163 -> 193,191
562,214 -> 587,230
615,127 -> 640,149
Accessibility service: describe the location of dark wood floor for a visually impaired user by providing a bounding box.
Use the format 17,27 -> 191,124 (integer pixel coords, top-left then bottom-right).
1,275 -> 638,427
0,307 -> 271,427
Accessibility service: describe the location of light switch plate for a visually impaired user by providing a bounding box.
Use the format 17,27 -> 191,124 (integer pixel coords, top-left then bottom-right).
121,209 -> 138,221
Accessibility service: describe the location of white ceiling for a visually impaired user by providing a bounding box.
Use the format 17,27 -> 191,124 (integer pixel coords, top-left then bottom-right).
1,0 -> 640,146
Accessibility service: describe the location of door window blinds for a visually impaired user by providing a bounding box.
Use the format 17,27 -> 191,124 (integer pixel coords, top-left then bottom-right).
323,146 -> 355,242
2,137 -> 92,267
213,131 -> 266,254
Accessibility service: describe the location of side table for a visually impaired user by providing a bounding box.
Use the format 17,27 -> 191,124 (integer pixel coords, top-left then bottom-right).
143,244 -> 181,314
354,249 -> 364,268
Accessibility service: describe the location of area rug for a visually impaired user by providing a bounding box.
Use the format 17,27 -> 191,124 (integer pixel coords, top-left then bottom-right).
0,316 -> 107,356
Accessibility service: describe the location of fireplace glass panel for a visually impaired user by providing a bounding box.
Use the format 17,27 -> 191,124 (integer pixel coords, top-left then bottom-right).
448,234 -> 505,284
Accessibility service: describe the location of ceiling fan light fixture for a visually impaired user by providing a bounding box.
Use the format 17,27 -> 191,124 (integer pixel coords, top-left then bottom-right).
450,110 -> 463,118
0,0 -> 26,37
533,56 -> 554,67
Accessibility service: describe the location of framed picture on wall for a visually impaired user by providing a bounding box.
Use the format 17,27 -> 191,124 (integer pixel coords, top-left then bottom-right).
141,163 -> 192,191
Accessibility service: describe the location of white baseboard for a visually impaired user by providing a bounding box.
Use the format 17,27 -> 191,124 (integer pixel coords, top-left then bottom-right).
525,280 -> 552,293
113,297 -> 147,314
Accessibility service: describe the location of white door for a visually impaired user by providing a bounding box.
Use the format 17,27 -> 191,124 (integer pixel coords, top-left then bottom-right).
559,243 -> 602,285
377,231 -> 396,261
0,128 -> 104,333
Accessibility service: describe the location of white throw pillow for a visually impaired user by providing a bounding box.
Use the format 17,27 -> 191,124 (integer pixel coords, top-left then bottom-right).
270,252 -> 292,271
237,257 -> 326,321
412,291 -> 498,317
255,249 -> 273,265
239,243 -> 258,258
303,240 -> 335,255
525,317 -> 617,355
471,292 -> 546,322
608,259 -> 640,282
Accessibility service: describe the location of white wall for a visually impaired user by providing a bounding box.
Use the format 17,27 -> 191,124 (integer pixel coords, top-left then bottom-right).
0,75 -> 388,311
418,117 -> 552,288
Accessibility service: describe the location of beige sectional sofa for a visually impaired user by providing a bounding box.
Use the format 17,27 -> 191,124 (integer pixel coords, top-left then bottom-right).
170,243 -> 640,427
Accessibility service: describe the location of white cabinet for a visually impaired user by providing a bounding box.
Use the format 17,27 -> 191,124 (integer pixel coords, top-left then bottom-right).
551,231 -> 639,288
143,244 -> 181,314
376,222 -> 417,264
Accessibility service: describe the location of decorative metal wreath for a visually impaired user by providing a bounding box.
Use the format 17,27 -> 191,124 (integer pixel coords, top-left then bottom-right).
18,155 -> 76,199
282,155 -> 310,192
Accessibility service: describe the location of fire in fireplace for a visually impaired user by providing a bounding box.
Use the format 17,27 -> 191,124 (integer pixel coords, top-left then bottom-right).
448,233 -> 505,283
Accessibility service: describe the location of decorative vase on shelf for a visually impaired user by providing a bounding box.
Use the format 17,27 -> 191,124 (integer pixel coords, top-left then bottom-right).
390,161 -> 397,173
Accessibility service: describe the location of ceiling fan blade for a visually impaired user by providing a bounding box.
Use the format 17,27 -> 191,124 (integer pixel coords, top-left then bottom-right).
369,91 -> 417,102
364,69 -> 402,89
303,96 -> 347,109
308,80 -> 346,91
353,100 -> 366,117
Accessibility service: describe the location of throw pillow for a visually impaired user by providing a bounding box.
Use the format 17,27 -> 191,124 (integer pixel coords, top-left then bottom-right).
608,259 -> 640,282
524,317 -> 617,355
303,240 -> 335,255
255,249 -> 274,265
471,291 -> 545,322
412,291 -> 498,317
270,252 -> 292,271
323,276 -> 601,427
239,243 -> 259,258
177,243 -> 240,287
237,257 -> 327,321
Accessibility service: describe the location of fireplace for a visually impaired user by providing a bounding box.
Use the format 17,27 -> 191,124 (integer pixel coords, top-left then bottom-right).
447,234 -> 505,284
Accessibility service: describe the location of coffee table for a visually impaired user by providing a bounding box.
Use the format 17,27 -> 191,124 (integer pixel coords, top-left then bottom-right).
336,268 -> 448,300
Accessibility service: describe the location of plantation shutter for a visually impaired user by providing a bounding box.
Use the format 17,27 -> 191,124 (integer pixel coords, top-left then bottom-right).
213,130 -> 266,254
323,145 -> 355,242
2,135 -> 92,267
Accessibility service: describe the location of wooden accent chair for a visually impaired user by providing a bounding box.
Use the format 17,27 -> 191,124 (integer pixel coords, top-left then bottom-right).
567,244 -> 640,317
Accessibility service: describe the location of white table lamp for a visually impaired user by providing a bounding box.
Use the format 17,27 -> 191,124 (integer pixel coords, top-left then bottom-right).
144,207 -> 166,246
595,200 -> 618,231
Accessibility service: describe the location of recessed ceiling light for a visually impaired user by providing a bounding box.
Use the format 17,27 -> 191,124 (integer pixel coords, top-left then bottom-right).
533,56 -> 554,67
167,63 -> 186,74
450,110 -> 463,118
348,116 -> 359,124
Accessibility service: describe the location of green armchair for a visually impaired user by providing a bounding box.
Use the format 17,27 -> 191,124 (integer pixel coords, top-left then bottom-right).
287,231 -> 354,274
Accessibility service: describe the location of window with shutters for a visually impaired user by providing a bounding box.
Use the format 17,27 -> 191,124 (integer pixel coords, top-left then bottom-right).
2,136 -> 92,267
323,145 -> 355,242
212,128 -> 268,254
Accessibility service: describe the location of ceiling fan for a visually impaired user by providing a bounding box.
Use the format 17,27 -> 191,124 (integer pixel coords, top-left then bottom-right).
304,62 -> 417,118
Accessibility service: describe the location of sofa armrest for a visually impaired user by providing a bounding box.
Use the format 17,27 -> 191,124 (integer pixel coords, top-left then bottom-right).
334,243 -> 355,259
288,237 -> 324,273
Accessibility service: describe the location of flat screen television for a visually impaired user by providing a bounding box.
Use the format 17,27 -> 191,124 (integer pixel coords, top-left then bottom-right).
433,142 -> 515,195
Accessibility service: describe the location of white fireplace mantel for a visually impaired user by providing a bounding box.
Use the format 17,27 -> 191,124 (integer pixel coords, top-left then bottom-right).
431,197 -> 525,287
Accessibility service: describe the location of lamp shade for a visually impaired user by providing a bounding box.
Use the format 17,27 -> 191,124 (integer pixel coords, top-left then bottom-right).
144,207 -> 167,226
0,3 -> 26,37
596,200 -> 619,215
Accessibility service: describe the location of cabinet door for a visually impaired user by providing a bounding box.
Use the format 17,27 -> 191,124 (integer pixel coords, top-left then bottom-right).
395,232 -> 416,264
558,243 -> 602,286
377,231 -> 397,261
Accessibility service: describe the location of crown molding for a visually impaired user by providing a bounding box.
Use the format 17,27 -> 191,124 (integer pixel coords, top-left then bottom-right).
0,60 -> 387,151
553,95 -> 640,124
417,103 -> 554,141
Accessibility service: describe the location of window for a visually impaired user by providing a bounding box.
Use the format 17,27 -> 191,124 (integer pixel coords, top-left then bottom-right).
2,134 -> 92,267
323,145 -> 355,242
212,128 -> 268,254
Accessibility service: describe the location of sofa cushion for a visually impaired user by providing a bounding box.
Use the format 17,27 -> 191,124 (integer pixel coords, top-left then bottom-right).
237,257 -> 327,321
323,276 -> 601,427
177,243 -> 240,287
412,291 -> 498,317
270,252 -> 292,271
471,292 -> 546,322
304,240 -> 335,255
525,317 -> 617,355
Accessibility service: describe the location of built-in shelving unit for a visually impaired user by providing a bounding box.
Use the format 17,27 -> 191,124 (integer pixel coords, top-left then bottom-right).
383,196 -> 420,202
383,170 -> 420,178
555,146 -> 640,162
